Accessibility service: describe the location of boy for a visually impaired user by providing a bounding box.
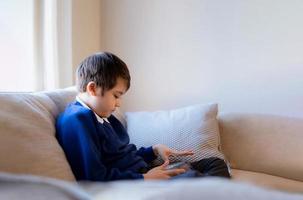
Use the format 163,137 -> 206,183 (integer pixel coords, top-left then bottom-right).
56,52 -> 230,181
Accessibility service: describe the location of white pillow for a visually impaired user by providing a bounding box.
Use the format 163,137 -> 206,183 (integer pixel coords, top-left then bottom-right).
125,103 -> 225,164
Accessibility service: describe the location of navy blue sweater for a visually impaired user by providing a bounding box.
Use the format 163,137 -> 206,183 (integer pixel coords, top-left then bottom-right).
56,101 -> 156,181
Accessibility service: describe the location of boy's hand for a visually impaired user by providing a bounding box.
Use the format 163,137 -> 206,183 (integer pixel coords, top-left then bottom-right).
143,160 -> 186,180
152,144 -> 194,163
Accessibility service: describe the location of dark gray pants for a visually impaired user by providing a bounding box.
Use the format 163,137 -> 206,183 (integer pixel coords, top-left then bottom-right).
171,157 -> 231,179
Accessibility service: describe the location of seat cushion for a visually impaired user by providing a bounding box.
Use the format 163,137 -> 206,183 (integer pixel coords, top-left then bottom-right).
231,169 -> 303,193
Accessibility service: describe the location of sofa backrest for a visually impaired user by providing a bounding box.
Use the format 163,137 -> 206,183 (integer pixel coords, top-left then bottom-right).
218,113 -> 303,182
2,87 -> 302,183
0,88 -> 77,181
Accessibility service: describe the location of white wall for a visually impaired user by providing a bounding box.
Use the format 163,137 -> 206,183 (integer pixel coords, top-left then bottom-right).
101,0 -> 303,118
72,0 -> 103,79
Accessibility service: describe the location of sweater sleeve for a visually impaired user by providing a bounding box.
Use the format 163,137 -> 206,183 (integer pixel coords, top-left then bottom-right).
136,146 -> 157,163
56,110 -> 143,181
107,115 -> 157,164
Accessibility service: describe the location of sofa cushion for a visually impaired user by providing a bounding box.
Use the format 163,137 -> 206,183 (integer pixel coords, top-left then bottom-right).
0,172 -> 91,200
232,169 -> 303,193
0,92 -> 75,181
43,87 -> 78,116
219,113 -> 303,182
125,103 -> 225,164
83,174 -> 303,200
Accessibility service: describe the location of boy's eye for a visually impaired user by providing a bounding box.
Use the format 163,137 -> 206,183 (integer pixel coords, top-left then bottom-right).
114,94 -> 119,99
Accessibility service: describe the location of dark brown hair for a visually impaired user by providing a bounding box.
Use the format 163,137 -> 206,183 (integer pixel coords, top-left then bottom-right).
76,52 -> 130,94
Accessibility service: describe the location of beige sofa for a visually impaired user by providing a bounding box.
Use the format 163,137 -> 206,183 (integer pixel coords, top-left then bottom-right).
219,114 -> 303,193
0,88 -> 303,196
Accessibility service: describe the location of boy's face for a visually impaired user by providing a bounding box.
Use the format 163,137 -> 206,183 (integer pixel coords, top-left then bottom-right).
90,78 -> 127,118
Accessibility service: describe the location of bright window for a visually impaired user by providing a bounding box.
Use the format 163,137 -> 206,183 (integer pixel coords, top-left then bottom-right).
0,0 -> 35,92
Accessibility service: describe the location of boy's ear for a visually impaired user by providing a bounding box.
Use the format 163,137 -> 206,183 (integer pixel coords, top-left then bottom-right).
86,81 -> 97,96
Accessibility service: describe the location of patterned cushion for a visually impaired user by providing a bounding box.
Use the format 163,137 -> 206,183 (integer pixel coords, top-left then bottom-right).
125,103 -> 225,164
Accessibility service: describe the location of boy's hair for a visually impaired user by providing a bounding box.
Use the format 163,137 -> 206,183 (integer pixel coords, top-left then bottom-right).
76,52 -> 131,94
